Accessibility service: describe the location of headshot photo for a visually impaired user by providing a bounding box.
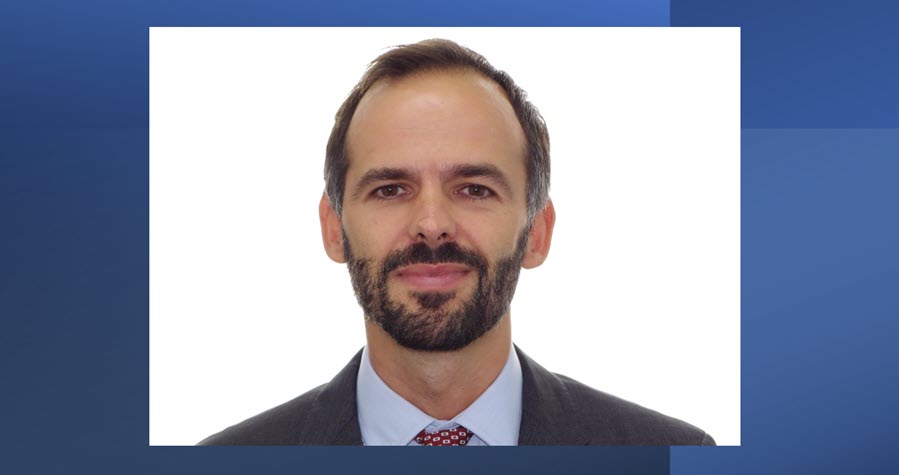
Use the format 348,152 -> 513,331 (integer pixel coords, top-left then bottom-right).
149,28 -> 740,446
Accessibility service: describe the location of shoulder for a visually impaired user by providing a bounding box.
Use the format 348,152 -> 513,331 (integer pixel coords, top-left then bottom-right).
197,384 -> 327,446
197,350 -> 364,446
556,373 -> 715,446
515,347 -> 714,446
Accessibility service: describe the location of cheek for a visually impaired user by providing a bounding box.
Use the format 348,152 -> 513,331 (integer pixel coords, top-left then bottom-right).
343,216 -> 405,259
461,215 -> 524,256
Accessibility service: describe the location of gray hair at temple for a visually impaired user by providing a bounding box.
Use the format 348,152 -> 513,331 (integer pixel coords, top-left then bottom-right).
324,38 -> 551,223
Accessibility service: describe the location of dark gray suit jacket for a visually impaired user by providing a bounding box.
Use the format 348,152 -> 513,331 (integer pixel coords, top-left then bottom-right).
200,346 -> 715,446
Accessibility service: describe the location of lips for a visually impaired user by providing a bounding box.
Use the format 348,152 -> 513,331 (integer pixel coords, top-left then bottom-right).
393,264 -> 472,291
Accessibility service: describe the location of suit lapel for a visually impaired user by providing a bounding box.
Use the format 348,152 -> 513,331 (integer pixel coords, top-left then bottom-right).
303,349 -> 364,445
516,346 -> 589,445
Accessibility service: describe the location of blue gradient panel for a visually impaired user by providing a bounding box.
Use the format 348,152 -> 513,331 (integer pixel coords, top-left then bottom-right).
672,0 -> 899,128
671,129 -> 899,474
0,0 -> 667,128
672,0 -> 899,473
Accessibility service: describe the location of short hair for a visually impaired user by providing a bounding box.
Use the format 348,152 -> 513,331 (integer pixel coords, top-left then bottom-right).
324,38 -> 550,222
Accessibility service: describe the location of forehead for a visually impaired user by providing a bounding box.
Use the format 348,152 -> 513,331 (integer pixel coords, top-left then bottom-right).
345,70 -> 527,184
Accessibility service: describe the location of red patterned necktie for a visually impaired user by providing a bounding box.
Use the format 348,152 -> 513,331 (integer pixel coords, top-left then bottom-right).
415,426 -> 474,446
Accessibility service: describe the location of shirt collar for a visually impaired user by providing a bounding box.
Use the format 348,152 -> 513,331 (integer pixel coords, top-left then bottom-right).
356,345 -> 522,446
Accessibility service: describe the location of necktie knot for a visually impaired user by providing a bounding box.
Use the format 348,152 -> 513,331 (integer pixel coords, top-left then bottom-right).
415,426 -> 474,446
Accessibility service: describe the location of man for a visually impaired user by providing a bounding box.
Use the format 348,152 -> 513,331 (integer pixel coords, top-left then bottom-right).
200,39 -> 714,446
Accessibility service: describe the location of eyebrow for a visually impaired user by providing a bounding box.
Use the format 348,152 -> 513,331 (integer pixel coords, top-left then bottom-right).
443,163 -> 514,196
351,167 -> 418,200
350,163 -> 515,200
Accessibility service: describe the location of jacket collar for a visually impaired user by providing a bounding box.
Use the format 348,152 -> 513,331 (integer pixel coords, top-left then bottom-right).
515,346 -> 589,445
306,350 -> 364,445
312,345 -> 586,446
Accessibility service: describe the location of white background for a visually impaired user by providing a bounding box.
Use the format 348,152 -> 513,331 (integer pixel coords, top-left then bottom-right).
150,27 -> 740,446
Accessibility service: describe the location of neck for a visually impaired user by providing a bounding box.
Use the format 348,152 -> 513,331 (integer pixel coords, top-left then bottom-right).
365,315 -> 512,421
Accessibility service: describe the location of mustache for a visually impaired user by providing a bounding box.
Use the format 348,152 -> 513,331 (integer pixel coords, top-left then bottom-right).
382,241 -> 488,275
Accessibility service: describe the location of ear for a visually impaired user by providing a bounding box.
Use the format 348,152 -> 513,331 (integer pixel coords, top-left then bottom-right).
319,193 -> 347,263
522,199 -> 556,269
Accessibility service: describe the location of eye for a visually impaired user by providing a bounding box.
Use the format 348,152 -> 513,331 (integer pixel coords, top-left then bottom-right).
373,184 -> 408,200
459,184 -> 494,199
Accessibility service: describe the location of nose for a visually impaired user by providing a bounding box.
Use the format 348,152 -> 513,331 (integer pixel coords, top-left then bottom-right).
409,188 -> 456,246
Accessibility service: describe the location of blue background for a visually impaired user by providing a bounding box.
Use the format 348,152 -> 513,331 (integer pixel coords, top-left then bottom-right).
1,0 -> 897,474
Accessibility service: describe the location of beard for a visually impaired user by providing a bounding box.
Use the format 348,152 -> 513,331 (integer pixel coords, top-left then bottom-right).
344,228 -> 530,352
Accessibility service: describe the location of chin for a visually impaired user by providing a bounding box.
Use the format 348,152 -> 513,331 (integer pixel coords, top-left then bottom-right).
390,282 -> 471,309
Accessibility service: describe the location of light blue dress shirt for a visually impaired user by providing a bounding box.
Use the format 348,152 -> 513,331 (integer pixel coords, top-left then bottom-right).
356,345 -> 522,446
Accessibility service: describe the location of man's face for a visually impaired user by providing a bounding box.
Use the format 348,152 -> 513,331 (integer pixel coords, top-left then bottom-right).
338,71 -> 532,352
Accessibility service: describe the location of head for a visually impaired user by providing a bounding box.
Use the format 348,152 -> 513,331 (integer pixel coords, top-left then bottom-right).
319,39 -> 555,352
